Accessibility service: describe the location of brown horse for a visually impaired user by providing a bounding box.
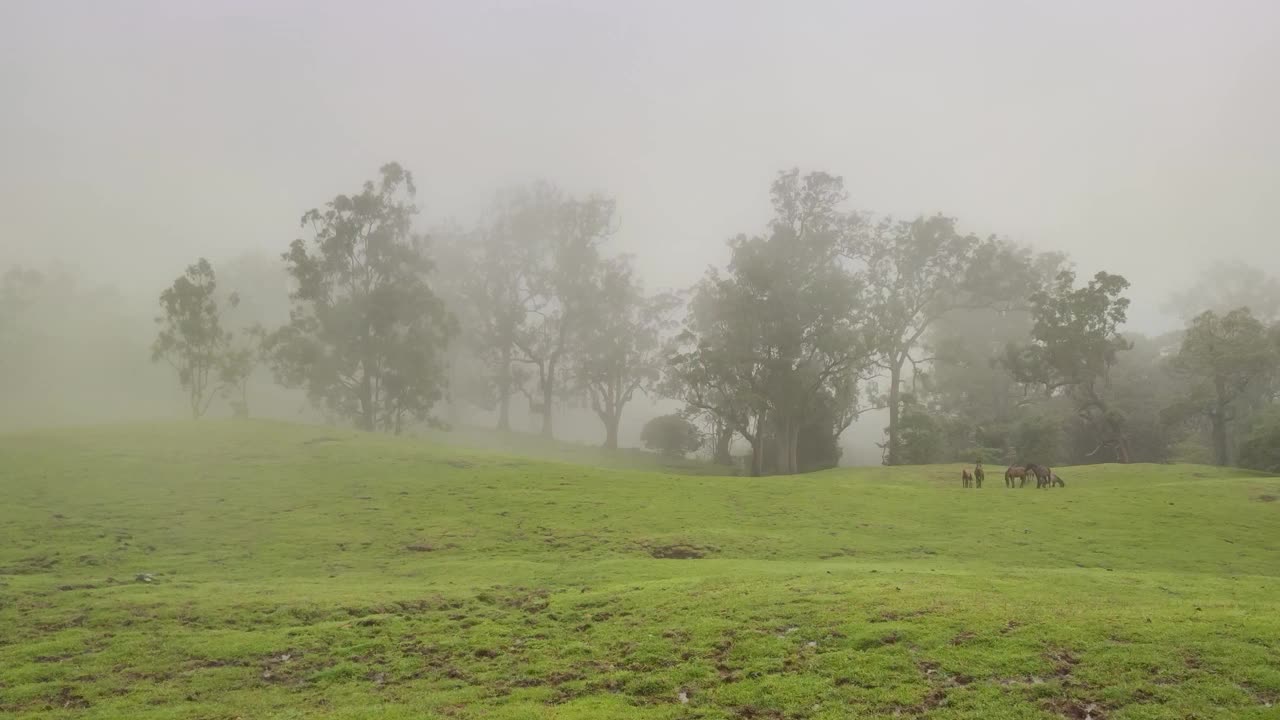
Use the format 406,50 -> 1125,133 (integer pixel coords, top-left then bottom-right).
1026,463 -> 1051,488
974,462 -> 985,488
961,469 -> 973,488
1005,465 -> 1026,488
1049,471 -> 1065,487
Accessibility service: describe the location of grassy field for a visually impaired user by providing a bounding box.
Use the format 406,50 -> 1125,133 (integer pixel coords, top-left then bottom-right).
1,421 -> 1278,719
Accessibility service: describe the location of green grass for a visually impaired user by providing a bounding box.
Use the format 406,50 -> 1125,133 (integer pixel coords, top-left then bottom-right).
1,420 -> 1278,719
416,425 -> 735,476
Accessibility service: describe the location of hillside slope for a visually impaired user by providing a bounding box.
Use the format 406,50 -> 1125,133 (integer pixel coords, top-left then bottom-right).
1,421 -> 1278,719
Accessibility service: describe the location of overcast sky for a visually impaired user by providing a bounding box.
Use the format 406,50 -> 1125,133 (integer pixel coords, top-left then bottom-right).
3,0 -> 1277,333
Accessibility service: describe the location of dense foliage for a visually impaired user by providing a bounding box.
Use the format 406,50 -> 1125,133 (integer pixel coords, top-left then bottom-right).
640,414 -> 704,457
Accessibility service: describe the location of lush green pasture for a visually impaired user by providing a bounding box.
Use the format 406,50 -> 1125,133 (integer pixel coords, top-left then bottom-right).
1,421 -> 1278,719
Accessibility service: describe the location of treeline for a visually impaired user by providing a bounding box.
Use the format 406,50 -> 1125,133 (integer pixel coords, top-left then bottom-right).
3,163 -> 1279,474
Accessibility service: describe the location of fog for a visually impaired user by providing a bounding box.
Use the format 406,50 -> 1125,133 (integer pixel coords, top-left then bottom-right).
3,1 -> 1279,463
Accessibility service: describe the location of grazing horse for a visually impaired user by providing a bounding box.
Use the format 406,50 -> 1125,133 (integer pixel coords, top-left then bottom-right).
961,469 -> 973,488
974,462 -> 985,488
1049,471 -> 1065,487
1026,463 -> 1051,488
1005,465 -> 1026,488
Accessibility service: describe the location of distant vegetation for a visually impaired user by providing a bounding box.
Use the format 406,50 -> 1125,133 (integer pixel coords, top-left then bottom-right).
3,163 -> 1280,473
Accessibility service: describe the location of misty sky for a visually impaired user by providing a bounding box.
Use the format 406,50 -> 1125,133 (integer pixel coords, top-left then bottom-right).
3,0 -> 1278,334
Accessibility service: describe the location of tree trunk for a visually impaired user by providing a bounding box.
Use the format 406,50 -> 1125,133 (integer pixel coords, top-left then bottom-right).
788,421 -> 800,474
359,375 -> 375,432
539,365 -> 555,439
603,416 -> 619,450
497,346 -> 512,431
713,422 -> 733,465
750,439 -> 763,476
1211,410 -> 1229,466
1115,438 -> 1131,464
748,411 -> 766,476
775,416 -> 792,474
886,361 -> 902,465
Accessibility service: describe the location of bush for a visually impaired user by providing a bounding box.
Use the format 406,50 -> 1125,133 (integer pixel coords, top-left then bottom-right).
1169,438 -> 1213,465
962,447 -> 1009,465
1239,410 -> 1280,473
641,415 -> 703,458
1014,415 -> 1062,465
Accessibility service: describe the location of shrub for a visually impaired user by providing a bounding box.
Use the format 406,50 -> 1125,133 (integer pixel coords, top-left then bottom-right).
1239,410 -> 1280,473
641,415 -> 703,458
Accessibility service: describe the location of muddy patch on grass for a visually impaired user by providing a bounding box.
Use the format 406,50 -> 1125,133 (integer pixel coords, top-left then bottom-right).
711,633 -> 739,683
891,687 -> 947,715
1045,648 -> 1081,677
56,583 -> 98,592
1000,619 -> 1025,635
950,631 -> 977,645
871,607 -> 932,623
1,555 -> 59,575
1255,494 -> 1277,503
45,687 -> 90,710
1042,698 -> 1107,719
734,706 -> 785,719
1241,682 -> 1279,708
646,542 -> 715,559
476,586 -> 551,614
818,547 -> 857,560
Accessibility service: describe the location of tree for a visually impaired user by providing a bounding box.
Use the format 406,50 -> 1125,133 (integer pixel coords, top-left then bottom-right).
152,258 -> 239,419
665,170 -> 875,475
1012,413 -> 1063,464
264,163 -> 456,433
664,273 -> 771,474
924,245 -> 1067,429
1006,270 -> 1134,462
438,186 -> 560,431
640,414 -> 704,457
219,328 -> 259,418
0,266 -> 42,373
512,192 -> 615,438
841,214 -> 985,465
1166,308 -> 1279,465
574,256 -> 678,449
1165,260 -> 1280,325
1093,332 -> 1179,464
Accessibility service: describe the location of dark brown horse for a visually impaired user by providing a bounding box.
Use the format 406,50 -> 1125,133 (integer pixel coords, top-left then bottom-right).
1026,463 -> 1051,488
974,462 -> 985,488
961,469 -> 973,488
1005,465 -> 1026,488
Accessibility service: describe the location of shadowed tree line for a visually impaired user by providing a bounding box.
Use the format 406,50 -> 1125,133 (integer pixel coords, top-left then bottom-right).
4,164 -> 1279,474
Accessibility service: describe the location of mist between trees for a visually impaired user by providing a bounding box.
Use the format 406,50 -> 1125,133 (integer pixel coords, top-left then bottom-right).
4,164 -> 1280,475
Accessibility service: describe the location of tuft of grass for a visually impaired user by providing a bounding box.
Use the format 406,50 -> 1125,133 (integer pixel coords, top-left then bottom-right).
1,420 -> 1278,718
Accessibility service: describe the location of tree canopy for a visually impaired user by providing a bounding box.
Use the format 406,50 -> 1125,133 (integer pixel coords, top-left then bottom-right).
264,163 -> 456,433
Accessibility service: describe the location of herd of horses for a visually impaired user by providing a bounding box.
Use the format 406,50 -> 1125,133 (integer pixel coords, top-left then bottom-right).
960,462 -> 1064,489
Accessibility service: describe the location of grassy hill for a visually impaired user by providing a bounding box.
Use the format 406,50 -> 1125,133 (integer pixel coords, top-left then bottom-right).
1,421 -> 1278,719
